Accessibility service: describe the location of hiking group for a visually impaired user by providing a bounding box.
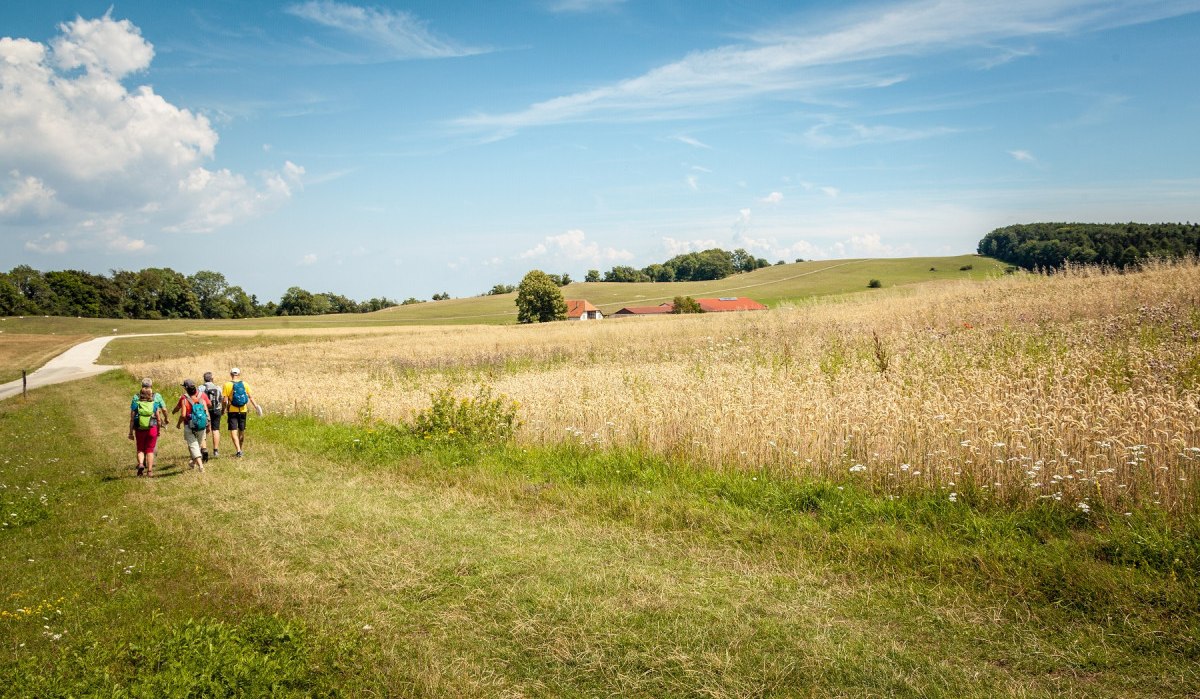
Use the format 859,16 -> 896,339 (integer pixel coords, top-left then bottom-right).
127,368 -> 260,477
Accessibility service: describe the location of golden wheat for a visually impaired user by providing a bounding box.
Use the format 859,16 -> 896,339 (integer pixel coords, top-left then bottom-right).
130,261 -> 1200,511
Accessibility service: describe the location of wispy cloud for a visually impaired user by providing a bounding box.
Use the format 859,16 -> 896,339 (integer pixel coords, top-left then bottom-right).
802,118 -> 958,147
546,0 -> 627,13
1008,149 -> 1036,162
759,191 -> 784,204
286,1 -> 487,60
673,135 -> 713,149
455,0 -> 1192,137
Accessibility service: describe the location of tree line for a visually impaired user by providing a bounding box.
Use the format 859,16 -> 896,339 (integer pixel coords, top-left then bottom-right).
0,265 -> 397,319
584,248 -> 774,283
977,222 -> 1200,270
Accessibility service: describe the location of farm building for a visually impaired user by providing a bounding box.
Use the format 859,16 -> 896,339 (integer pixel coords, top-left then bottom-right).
696,297 -> 768,312
566,299 -> 603,320
612,303 -> 674,316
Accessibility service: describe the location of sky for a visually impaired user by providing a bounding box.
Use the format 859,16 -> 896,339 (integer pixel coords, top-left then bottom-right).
1,0 -> 1198,302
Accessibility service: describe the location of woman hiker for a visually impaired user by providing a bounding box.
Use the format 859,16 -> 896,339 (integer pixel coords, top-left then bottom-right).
128,385 -> 168,477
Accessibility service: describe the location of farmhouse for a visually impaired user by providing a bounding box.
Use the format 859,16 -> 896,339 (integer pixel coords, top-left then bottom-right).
566,299 -> 603,321
696,297 -> 768,312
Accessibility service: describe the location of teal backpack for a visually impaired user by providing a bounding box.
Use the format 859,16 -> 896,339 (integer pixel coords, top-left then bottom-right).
187,396 -> 209,431
231,380 -> 249,408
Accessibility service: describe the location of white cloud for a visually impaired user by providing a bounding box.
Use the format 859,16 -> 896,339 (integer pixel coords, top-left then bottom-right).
546,0 -> 627,13
686,175 -> 700,191
1008,149 -> 1036,162
0,14 -> 303,247
673,135 -> 712,149
518,229 -> 633,263
819,186 -> 840,198
456,0 -> 1188,138
286,1 -> 486,59
759,191 -> 784,204
300,253 -> 318,266
662,237 -> 720,256
23,234 -> 69,254
802,118 -> 958,148
0,172 -> 57,221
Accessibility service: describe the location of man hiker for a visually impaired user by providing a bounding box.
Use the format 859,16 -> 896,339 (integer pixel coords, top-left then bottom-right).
200,371 -> 223,460
222,367 -> 260,458
173,379 -> 210,472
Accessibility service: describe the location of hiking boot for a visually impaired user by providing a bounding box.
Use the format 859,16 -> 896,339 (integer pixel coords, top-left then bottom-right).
201,450 -> 209,462
136,464 -> 145,477
235,451 -> 243,458
213,449 -> 219,458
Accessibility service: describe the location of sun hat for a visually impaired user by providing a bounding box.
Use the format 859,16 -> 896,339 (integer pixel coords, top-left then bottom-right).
230,367 -> 240,375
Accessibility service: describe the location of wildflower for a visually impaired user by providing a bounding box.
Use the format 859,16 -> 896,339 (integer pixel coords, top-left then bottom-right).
849,464 -> 866,473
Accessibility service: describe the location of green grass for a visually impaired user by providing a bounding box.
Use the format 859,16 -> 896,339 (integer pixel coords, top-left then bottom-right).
2,372 -> 1196,697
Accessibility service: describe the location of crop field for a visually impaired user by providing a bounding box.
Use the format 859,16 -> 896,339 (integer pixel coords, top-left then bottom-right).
127,260 -> 1200,514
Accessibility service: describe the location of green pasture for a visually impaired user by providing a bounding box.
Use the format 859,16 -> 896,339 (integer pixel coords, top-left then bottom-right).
0,372 -> 1195,696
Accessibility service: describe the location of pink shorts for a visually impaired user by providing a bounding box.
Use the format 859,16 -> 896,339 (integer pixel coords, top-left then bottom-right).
135,425 -> 159,454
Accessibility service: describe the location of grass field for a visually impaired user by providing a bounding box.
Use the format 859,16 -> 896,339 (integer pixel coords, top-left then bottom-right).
3,256 -> 1198,695
1,373 -> 1197,696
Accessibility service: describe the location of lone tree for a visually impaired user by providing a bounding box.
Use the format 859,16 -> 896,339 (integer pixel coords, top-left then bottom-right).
515,269 -> 568,323
671,295 -> 703,314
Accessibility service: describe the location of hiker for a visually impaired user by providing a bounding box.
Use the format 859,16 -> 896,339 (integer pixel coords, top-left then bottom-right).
128,383 -> 167,477
173,379 -> 211,472
200,371 -> 223,460
222,367 -> 260,458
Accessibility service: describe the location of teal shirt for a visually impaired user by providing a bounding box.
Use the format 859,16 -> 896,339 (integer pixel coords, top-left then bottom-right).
130,392 -> 165,413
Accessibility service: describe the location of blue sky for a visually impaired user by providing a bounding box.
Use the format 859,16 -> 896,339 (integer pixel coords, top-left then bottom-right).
2,0 -> 1198,302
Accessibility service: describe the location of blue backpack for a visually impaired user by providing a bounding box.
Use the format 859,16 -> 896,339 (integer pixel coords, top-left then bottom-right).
231,380 -> 248,408
187,396 -> 209,431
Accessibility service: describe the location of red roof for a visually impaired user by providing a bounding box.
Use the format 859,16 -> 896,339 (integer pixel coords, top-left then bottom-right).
566,299 -> 600,318
696,297 -> 767,312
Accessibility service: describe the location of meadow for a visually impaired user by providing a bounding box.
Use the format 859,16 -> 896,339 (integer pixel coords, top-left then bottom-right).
129,260 -> 1200,514
2,257 -> 1198,696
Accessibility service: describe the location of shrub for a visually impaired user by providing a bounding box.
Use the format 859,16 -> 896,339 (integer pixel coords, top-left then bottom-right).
867,279 -> 882,288
960,264 -> 974,271
412,386 -> 521,445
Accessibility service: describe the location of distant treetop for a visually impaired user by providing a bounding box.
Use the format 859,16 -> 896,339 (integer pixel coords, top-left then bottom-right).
978,222 -> 1200,270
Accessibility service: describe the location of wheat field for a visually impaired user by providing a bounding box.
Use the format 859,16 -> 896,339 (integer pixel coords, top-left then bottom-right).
131,262 -> 1200,512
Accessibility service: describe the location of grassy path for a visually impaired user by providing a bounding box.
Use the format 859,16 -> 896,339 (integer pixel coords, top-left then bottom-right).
2,373 -> 1197,696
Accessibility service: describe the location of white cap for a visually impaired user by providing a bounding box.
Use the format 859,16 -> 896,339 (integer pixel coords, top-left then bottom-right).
230,367 -> 240,375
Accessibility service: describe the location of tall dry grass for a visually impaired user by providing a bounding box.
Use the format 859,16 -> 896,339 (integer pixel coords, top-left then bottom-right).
132,261 -> 1200,511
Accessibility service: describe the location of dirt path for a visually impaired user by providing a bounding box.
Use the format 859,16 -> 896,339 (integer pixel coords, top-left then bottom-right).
0,333 -> 179,401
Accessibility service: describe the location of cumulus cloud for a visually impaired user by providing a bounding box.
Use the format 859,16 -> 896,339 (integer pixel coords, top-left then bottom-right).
518,229 -> 633,263
24,233 -> 69,254
0,172 -> 57,221
0,13 -> 303,249
662,237 -> 720,256
759,191 -> 784,204
300,253 -> 319,266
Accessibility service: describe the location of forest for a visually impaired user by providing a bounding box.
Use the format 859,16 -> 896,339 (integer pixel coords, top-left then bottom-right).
0,266 -> 396,319
977,222 -> 1200,269
585,247 -> 775,283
